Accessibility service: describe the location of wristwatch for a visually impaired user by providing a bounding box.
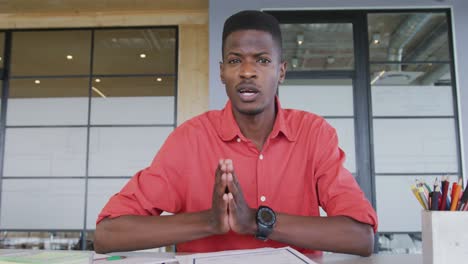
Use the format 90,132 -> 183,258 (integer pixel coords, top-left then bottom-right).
255,205 -> 276,241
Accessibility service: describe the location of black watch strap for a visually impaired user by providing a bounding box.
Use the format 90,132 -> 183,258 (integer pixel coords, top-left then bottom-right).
255,206 -> 276,241
255,222 -> 273,241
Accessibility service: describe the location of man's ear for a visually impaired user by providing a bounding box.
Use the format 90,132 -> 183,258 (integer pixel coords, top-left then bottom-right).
219,61 -> 225,84
278,61 -> 287,84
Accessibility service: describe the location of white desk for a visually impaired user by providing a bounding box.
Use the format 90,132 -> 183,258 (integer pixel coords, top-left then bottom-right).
309,253 -> 422,264
109,251 -> 423,264
0,249 -> 422,263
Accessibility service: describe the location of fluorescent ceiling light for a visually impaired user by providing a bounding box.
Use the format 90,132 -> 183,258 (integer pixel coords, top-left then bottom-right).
297,34 -> 304,45
92,86 -> 107,98
291,57 -> 298,68
156,77 -> 162,82
372,33 -> 381,45
371,71 -> 386,85
34,80 -> 40,84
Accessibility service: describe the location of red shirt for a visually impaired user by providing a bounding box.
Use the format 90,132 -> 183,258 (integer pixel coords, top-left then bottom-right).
97,99 -> 378,254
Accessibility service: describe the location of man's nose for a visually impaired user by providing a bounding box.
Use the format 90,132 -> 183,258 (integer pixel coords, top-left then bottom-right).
239,61 -> 257,79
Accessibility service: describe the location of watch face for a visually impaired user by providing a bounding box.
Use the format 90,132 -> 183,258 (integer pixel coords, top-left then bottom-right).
258,207 -> 276,226
261,210 -> 273,222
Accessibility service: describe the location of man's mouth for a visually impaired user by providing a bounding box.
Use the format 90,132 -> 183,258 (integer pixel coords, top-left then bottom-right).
237,85 -> 259,101
237,87 -> 259,102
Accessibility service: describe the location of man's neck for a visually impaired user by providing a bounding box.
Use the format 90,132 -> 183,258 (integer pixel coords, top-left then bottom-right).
233,106 -> 276,151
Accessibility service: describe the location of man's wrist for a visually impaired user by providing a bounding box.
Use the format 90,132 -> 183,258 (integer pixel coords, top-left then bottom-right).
247,207 -> 257,235
201,209 -> 220,235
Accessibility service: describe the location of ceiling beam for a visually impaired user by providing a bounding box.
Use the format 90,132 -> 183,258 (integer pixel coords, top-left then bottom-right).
0,10 -> 208,29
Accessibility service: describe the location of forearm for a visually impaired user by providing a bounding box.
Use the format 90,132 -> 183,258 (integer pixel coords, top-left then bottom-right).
94,210 -> 214,253
270,214 -> 374,256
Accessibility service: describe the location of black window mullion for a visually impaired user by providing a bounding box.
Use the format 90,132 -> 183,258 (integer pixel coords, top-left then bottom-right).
446,10 -> 464,180
81,29 -> 95,250
0,31 -> 12,229
352,11 -> 376,215
352,11 -> 380,254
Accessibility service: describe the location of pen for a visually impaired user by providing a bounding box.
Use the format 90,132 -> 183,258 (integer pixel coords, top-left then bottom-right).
440,177 -> 449,210
411,185 -> 427,209
449,179 -> 462,211
458,179 -> 468,210
416,179 -> 430,198
423,180 -> 432,194
417,185 -> 429,210
431,184 -> 440,211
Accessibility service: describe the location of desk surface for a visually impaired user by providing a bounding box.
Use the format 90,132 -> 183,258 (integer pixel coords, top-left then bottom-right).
309,253 -> 422,264
114,251 -> 423,264
0,249 -> 422,264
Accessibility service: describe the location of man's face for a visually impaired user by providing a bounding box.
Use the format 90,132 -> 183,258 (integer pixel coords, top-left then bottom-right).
220,30 -> 286,116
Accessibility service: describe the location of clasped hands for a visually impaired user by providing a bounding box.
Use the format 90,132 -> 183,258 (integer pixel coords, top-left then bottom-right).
209,159 -> 257,235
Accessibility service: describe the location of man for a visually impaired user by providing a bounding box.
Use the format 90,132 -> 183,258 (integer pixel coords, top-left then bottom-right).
94,10 -> 377,256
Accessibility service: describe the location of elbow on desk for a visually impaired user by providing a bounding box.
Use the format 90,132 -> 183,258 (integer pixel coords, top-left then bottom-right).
94,221 -> 113,254
356,226 -> 375,257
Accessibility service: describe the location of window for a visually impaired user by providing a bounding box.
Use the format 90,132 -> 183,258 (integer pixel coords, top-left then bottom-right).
368,12 -> 459,253
269,9 -> 461,253
0,27 -> 177,250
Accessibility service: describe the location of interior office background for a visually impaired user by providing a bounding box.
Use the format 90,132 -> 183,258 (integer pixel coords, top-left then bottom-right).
0,0 -> 466,253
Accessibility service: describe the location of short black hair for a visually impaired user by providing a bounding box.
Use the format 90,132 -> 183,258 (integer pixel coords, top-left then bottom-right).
222,10 -> 283,59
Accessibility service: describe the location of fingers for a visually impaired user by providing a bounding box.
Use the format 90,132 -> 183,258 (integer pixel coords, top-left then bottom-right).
217,159 -> 245,201
222,193 -> 229,209
227,172 -> 244,202
214,160 -> 229,199
218,172 -> 228,195
224,159 -> 234,173
227,192 -> 237,213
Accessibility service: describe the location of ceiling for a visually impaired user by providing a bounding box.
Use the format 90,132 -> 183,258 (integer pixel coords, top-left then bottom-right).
282,12 -> 452,85
9,28 -> 177,76
0,0 -> 208,14
4,27 -> 177,98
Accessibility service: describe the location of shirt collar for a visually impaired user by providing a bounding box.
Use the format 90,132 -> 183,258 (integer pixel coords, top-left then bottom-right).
219,97 -> 295,142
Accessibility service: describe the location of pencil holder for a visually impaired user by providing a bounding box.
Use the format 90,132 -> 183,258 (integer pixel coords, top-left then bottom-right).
422,210 -> 468,264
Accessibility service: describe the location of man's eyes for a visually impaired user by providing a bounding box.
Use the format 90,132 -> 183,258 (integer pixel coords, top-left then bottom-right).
257,58 -> 271,64
227,57 -> 271,64
228,58 -> 241,64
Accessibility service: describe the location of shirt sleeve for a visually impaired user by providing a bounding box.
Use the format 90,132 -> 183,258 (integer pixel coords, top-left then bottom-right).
96,128 -> 188,225
314,120 -> 378,233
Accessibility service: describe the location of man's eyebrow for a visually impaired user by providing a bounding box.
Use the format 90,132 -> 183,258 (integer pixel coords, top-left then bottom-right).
226,52 -> 243,57
226,51 -> 271,57
254,52 -> 271,57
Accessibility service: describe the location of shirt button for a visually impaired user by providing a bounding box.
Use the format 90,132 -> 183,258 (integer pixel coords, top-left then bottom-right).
260,196 -> 266,202
259,154 -> 264,160
236,138 -> 241,143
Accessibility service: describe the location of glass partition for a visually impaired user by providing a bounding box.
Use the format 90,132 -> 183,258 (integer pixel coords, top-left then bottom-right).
368,12 -> 459,253
0,27 -> 178,250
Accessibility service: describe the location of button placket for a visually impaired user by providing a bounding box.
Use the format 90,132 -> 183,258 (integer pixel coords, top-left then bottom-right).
257,152 -> 267,205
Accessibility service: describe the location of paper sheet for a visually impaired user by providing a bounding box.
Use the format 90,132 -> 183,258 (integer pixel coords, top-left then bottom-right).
0,250 -> 91,264
175,247 -> 317,264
